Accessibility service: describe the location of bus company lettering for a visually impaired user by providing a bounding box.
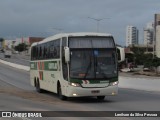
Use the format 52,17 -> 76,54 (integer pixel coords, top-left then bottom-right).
48,62 -> 58,70
31,63 -> 34,69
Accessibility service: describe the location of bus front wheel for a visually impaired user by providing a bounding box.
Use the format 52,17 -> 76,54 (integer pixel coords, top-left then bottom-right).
57,83 -> 67,100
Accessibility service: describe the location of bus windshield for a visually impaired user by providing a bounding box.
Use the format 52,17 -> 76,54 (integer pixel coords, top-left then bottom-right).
69,36 -> 117,80
70,49 -> 117,79
69,36 -> 115,48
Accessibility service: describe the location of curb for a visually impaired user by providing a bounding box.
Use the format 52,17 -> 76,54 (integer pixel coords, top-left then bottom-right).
0,59 -> 30,71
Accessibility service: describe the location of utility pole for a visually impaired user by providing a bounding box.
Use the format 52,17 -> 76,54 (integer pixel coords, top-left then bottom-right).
88,17 -> 110,32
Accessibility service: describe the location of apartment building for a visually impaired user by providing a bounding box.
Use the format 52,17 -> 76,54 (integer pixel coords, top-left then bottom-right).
126,26 -> 139,47
143,22 -> 154,45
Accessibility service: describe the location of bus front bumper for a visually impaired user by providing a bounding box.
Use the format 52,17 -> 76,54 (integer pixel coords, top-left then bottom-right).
66,85 -> 118,97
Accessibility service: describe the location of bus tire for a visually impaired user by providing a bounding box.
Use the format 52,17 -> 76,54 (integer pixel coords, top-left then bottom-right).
57,82 -> 67,100
97,96 -> 105,101
36,79 -> 43,93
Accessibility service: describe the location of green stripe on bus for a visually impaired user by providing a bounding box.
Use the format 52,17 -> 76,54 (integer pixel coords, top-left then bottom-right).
30,61 -> 59,71
70,77 -> 118,84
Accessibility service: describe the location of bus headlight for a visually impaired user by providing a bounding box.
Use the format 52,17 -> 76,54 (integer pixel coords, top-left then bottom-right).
109,81 -> 119,86
69,82 -> 81,87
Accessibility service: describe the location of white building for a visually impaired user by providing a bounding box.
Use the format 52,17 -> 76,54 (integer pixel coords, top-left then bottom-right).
143,22 -> 154,45
156,26 -> 160,58
4,40 -> 16,49
126,26 -> 139,47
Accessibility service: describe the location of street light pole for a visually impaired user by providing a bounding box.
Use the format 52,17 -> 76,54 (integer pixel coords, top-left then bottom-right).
88,17 -> 110,32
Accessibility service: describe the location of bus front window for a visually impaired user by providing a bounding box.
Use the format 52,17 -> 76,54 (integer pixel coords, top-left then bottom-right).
70,49 -> 117,79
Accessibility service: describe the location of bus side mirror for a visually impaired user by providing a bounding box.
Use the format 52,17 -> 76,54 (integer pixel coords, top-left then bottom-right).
64,47 -> 70,63
117,47 -> 125,63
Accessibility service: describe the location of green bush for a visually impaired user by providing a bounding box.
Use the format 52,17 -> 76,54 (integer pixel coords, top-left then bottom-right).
14,43 -> 27,52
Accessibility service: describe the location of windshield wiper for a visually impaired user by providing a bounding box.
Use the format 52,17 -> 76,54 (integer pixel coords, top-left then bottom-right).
83,55 -> 92,80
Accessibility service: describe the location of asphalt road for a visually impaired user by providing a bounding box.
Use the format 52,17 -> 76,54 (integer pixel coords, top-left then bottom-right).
0,52 -> 29,66
0,63 -> 160,120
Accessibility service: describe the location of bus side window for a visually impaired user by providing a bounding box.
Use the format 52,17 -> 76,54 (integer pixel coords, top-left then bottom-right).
49,41 -> 54,58
54,41 -> 58,58
36,46 -> 38,60
54,39 -> 60,58
39,45 -> 42,59
46,42 -> 50,59
33,46 -> 36,60
31,47 -> 33,60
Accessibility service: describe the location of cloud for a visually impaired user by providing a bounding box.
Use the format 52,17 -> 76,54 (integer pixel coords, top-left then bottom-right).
0,0 -> 160,45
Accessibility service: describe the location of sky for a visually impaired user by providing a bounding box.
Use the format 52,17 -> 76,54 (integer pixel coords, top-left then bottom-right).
0,0 -> 160,46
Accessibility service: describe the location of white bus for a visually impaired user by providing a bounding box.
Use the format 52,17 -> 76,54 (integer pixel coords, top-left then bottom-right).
30,32 -> 124,100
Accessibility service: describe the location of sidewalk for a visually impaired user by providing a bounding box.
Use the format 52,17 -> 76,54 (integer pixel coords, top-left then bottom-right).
119,72 -> 160,79
119,76 -> 160,92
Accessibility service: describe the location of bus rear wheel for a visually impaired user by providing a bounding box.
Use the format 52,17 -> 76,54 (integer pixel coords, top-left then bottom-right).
97,96 -> 105,100
57,83 -> 67,100
36,80 -> 43,93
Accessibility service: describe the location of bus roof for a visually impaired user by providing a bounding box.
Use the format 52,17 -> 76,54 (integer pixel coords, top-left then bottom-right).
31,32 -> 113,47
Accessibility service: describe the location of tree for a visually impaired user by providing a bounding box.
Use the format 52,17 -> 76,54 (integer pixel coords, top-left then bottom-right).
125,53 -> 134,63
0,38 -> 4,41
14,43 -> 28,52
131,45 -> 146,65
143,53 -> 153,68
126,45 -> 160,74
152,57 -> 160,74
0,37 -> 4,45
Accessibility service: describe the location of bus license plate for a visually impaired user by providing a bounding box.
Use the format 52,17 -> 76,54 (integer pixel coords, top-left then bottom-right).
91,90 -> 100,94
